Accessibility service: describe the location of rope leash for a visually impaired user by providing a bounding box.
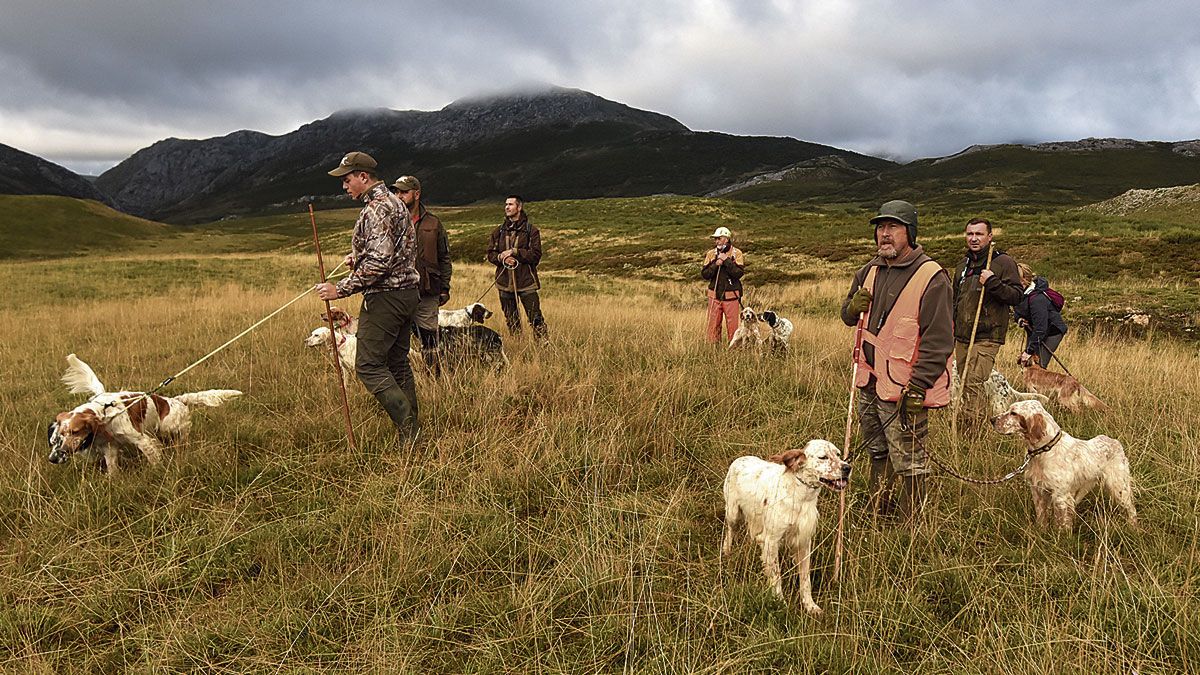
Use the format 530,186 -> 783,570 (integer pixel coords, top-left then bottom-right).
471,276 -> 499,306
97,263 -> 348,420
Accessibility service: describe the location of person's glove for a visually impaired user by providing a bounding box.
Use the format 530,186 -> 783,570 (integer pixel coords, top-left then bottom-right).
901,383 -> 926,419
847,287 -> 873,315
438,292 -> 450,307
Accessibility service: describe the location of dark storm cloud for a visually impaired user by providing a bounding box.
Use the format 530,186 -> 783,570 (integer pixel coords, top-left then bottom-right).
0,0 -> 1197,173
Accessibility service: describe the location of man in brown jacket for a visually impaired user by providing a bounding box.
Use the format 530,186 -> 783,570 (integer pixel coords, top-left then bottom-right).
841,200 -> 954,521
701,226 -> 745,344
487,195 -> 548,343
392,175 -> 452,374
951,217 -> 1024,430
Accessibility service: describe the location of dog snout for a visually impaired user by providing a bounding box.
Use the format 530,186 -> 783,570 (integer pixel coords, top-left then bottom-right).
840,463 -> 852,478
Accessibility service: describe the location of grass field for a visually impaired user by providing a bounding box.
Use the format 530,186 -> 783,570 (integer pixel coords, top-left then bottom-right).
1,229 -> 1197,672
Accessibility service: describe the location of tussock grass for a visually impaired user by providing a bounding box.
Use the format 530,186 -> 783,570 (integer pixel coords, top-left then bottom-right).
0,254 -> 1196,672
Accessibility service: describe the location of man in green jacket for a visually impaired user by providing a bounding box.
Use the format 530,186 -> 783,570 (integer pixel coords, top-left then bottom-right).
951,217 -> 1024,430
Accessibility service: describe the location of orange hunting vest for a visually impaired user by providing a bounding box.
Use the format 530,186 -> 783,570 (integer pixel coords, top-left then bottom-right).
853,260 -> 952,407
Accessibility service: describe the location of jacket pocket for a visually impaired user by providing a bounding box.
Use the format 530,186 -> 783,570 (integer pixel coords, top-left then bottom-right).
888,317 -> 919,362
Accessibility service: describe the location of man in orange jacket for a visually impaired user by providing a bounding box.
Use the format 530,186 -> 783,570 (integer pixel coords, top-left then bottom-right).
840,200 -> 954,521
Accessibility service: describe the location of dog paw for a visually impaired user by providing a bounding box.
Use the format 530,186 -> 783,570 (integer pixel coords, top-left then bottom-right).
803,602 -> 823,616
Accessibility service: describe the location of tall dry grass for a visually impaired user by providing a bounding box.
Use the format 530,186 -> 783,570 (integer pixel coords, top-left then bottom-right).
0,258 -> 1196,673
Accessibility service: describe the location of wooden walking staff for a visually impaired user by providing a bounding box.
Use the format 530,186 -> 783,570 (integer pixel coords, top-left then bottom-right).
308,203 -> 357,451
833,311 -> 867,583
953,241 -> 995,439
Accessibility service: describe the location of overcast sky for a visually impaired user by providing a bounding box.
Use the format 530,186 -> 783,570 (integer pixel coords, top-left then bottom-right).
1,0 -> 1197,175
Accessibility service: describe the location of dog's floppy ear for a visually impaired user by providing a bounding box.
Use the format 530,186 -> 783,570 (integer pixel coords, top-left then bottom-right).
761,311 -> 777,327
1018,410 -> 1048,444
768,448 -> 806,471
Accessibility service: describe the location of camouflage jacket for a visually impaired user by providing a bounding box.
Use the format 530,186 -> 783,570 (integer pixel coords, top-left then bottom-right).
335,182 -> 420,297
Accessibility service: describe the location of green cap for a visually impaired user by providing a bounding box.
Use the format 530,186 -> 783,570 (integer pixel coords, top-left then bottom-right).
870,200 -> 917,228
328,151 -> 378,177
392,175 -> 421,191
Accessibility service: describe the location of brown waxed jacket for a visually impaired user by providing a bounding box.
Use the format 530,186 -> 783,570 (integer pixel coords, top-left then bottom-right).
413,204 -> 452,297
486,214 -> 542,292
840,245 -> 954,391
952,249 -> 1024,344
701,245 -> 745,299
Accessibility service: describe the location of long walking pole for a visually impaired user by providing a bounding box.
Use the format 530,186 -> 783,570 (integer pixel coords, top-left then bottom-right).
309,203 -> 357,451
953,242 -> 994,439
833,312 -> 867,583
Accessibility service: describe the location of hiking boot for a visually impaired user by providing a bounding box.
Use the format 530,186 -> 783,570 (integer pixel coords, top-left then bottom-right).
868,456 -> 897,518
373,386 -> 418,439
900,474 -> 928,522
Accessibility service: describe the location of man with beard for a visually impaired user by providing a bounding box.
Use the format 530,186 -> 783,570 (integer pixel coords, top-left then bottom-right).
392,175 -> 452,374
951,218 -> 1023,430
840,200 -> 954,522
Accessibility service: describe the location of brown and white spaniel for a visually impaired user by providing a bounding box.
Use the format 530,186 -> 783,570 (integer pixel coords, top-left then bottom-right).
47,354 -> 241,474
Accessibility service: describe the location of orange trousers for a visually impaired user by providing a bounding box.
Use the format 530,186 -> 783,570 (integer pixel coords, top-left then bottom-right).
706,298 -> 740,343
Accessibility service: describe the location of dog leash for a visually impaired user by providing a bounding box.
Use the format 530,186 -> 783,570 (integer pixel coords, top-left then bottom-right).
922,429 -> 1062,486
1018,323 -> 1074,376
98,263 -> 349,421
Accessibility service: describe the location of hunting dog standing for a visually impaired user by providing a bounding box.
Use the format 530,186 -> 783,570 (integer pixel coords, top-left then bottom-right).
993,400 -> 1135,530
48,354 -> 241,474
722,440 -> 851,613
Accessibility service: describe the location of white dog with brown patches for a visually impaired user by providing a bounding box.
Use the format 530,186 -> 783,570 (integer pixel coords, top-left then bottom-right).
47,354 -> 241,474
722,440 -> 850,613
993,400 -> 1136,531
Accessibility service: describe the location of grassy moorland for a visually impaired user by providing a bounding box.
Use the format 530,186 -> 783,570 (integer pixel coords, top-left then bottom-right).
0,196 -> 1197,672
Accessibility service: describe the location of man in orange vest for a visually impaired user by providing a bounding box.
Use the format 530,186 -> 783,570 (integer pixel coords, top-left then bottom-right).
840,200 -> 954,521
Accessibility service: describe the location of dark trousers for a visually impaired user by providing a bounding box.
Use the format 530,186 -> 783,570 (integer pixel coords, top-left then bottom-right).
499,290 -> 548,338
356,288 -> 420,432
1034,333 -> 1065,370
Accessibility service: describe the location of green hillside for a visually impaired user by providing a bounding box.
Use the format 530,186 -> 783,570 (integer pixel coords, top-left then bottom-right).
0,195 -> 173,259
724,143 -> 1200,210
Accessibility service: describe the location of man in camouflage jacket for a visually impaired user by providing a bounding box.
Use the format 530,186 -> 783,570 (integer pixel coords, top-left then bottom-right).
316,151 -> 421,439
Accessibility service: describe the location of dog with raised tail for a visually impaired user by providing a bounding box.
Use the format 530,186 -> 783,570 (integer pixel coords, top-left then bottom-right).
722,440 -> 850,613
48,354 -> 241,474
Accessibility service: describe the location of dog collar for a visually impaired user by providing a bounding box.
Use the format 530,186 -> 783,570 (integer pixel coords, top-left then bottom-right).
1029,430 -> 1063,457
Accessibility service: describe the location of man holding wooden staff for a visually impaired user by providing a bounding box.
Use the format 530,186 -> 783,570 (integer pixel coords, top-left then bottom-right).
951,218 -> 1024,432
316,151 -> 421,441
841,200 -> 954,522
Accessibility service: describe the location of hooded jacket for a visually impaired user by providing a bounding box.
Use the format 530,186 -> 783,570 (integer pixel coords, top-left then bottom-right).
1013,277 -> 1068,356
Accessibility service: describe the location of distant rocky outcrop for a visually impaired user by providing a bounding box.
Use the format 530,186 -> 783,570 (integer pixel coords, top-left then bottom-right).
935,138 -> 1200,163
0,143 -> 111,203
95,86 -> 890,222
1080,183 -> 1200,216
706,156 -> 874,197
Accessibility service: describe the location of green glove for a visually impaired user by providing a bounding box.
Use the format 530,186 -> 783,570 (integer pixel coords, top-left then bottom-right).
901,383 -> 926,418
847,287 -> 873,315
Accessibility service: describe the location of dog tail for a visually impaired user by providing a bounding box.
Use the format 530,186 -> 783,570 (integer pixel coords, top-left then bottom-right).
62,353 -> 106,396
175,390 -> 243,408
1078,385 -> 1108,411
